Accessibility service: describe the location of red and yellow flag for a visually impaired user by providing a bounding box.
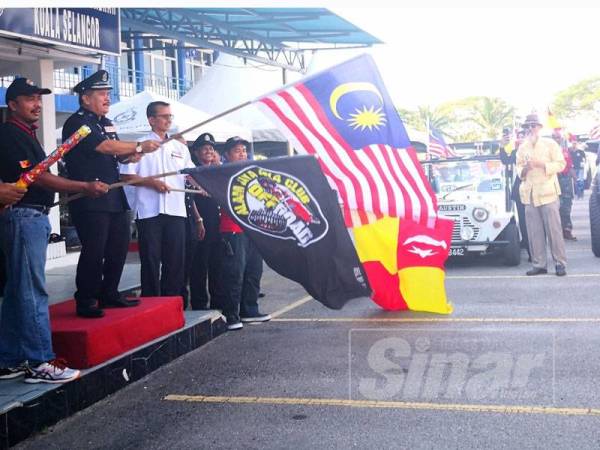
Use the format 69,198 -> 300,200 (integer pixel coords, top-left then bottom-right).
354,216 -> 453,314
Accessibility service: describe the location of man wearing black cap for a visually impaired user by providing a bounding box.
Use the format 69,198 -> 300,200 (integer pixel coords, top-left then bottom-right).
188,132 -> 221,309
217,136 -> 269,330
62,70 -> 161,318
0,78 -> 108,383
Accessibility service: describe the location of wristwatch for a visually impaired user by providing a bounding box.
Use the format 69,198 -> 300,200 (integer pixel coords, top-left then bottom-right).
135,143 -> 143,154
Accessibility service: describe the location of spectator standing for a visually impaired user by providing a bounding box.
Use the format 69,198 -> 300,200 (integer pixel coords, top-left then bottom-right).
557,142 -> 576,241
516,114 -> 567,276
500,128 -> 530,260
570,140 -> 587,200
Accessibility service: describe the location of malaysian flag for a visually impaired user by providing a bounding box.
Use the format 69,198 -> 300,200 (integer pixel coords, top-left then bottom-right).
428,128 -> 458,158
254,54 -> 437,228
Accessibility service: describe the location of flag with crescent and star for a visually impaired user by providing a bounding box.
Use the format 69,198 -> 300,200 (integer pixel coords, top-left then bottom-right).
255,53 -> 437,229
255,54 -> 452,315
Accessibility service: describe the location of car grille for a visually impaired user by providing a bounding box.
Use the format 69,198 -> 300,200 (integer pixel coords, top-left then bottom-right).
445,214 -> 480,242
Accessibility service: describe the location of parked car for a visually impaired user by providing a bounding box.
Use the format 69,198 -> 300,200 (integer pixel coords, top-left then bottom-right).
425,156 -> 521,266
589,168 -> 600,257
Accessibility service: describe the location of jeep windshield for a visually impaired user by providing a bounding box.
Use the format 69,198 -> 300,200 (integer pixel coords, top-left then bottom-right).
427,159 -> 506,196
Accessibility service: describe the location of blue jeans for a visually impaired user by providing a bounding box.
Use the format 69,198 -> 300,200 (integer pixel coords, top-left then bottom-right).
0,207 -> 54,367
217,233 -> 263,322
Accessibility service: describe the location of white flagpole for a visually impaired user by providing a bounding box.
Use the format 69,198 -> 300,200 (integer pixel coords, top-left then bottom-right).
426,115 -> 431,160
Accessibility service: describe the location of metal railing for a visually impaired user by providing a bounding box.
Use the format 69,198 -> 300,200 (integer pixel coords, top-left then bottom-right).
51,66 -> 193,100
0,76 -> 16,88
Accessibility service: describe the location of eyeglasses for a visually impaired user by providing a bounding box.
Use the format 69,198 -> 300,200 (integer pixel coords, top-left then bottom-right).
522,124 -> 539,130
153,114 -> 174,120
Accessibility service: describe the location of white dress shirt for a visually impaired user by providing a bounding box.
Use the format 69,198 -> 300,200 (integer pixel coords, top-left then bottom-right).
119,132 -> 195,219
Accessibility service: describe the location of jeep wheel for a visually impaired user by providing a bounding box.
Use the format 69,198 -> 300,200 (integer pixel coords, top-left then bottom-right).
502,222 -> 521,266
590,193 -> 600,257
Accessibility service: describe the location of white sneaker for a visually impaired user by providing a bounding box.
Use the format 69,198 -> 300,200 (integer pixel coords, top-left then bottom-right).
24,360 -> 80,384
241,313 -> 271,323
227,321 -> 243,331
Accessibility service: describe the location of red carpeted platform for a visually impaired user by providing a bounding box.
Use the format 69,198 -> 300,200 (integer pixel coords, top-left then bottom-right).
49,297 -> 185,369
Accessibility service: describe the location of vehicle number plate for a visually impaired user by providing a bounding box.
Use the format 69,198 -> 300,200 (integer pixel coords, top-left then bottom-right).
449,247 -> 465,256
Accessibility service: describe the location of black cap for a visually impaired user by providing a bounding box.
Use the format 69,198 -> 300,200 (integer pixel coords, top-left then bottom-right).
192,132 -> 216,149
73,69 -> 112,95
5,78 -> 51,103
223,136 -> 250,153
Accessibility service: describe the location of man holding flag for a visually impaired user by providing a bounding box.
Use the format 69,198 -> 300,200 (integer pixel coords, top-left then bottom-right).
0,78 -> 108,383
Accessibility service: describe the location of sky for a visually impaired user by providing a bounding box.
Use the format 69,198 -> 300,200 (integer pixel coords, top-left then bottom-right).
5,1 -> 600,121
324,5 -> 600,116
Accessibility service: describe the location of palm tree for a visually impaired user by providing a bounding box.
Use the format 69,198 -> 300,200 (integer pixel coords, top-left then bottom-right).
467,97 -> 515,140
397,105 -> 452,137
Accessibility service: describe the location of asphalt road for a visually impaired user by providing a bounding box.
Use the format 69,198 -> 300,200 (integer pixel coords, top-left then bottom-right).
18,194 -> 600,450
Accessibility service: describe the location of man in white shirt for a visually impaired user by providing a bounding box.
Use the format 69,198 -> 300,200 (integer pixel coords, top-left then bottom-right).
120,101 -> 196,297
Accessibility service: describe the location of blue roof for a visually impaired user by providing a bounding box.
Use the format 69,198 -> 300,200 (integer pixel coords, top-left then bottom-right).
121,8 -> 382,71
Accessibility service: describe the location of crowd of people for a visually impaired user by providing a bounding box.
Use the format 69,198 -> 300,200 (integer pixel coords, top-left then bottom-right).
0,70 -> 269,384
0,69 -> 595,386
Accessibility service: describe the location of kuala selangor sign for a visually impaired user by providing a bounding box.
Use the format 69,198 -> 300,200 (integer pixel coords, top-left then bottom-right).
0,8 -> 120,56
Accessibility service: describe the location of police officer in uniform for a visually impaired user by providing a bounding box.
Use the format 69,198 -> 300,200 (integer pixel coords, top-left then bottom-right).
63,70 -> 161,318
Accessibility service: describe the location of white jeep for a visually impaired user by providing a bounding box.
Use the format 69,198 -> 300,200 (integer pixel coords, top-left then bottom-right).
426,156 -> 521,266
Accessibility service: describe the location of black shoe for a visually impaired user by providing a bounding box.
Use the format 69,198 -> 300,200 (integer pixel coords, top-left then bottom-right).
99,295 -> 140,308
526,268 -> 547,276
76,305 -> 105,318
0,363 -> 32,380
556,264 -> 567,276
241,313 -> 272,323
258,292 -> 266,298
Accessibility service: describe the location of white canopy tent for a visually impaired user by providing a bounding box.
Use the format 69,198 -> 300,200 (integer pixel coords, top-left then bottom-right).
56,90 -> 251,143
106,90 -> 251,142
180,53 -> 298,142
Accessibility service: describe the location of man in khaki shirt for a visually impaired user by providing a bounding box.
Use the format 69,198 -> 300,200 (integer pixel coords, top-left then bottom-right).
516,113 -> 567,276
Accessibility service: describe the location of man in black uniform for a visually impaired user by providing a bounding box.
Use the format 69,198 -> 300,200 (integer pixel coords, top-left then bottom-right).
63,70 -> 161,318
0,78 -> 107,382
188,132 -> 222,310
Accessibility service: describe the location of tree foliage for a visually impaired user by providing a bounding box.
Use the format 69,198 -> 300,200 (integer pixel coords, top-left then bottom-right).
397,96 -> 515,142
552,76 -> 600,119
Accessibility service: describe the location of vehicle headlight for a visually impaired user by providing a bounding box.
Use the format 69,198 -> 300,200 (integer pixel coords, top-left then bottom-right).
472,207 -> 489,222
460,226 -> 475,241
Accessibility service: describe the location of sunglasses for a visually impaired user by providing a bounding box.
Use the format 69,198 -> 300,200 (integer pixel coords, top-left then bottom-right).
153,114 -> 174,120
522,124 -> 540,130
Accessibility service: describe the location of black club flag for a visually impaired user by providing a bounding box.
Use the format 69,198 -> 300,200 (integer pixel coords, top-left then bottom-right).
185,155 -> 370,309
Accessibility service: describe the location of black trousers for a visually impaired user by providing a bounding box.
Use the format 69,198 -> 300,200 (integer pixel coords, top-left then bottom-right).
71,210 -> 130,307
189,238 -> 222,310
136,214 -> 186,298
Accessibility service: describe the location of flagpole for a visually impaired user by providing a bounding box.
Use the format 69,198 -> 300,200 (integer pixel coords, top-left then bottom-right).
163,101 -> 252,144
426,115 -> 431,160
54,170 -> 183,207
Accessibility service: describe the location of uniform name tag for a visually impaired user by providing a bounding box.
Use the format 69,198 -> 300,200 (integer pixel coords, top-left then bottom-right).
104,126 -> 117,133
171,150 -> 183,159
